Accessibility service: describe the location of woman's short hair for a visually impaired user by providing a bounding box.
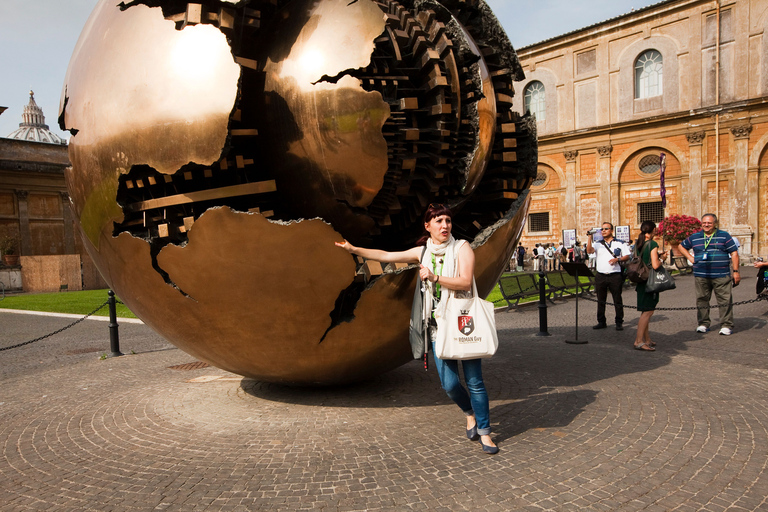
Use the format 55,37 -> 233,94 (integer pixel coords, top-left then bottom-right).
423,203 -> 453,224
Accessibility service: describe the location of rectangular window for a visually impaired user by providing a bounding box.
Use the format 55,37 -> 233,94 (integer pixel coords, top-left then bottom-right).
638,201 -> 664,224
528,212 -> 550,233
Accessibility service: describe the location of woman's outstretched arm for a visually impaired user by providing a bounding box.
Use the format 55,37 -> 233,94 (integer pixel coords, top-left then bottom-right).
335,240 -> 422,264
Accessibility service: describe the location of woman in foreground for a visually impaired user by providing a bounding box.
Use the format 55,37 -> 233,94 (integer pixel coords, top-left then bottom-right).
335,204 -> 498,454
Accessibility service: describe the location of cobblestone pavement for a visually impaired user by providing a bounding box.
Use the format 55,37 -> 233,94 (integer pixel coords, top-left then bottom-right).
1,274 -> 767,511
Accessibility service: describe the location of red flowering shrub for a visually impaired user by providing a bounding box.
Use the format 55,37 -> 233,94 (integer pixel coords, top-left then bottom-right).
657,214 -> 702,244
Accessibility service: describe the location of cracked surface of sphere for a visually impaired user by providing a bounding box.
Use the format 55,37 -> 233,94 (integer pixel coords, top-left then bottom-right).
60,0 -> 537,385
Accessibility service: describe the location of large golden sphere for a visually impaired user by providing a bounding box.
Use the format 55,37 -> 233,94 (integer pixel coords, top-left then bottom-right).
60,0 -> 537,384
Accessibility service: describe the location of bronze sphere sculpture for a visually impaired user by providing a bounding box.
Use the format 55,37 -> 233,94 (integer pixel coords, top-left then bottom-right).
60,0 -> 537,384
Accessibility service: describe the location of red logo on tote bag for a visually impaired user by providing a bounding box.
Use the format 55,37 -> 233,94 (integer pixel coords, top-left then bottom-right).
458,314 -> 475,335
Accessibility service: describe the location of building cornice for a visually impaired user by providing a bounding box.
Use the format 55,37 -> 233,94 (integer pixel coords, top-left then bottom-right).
517,0 -> 704,56
536,96 -> 768,145
0,160 -> 68,175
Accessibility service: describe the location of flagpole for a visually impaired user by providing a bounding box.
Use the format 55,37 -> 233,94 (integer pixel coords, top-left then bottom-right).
660,152 -> 667,261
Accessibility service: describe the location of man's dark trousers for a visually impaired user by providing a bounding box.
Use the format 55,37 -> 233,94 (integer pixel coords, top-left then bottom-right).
595,272 -> 624,325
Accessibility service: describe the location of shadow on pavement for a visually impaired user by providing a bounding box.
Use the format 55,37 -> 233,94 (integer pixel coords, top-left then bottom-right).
241,274 -> 768,440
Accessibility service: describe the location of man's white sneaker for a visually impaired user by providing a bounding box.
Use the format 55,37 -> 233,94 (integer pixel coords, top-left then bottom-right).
719,327 -> 732,336
696,325 -> 709,333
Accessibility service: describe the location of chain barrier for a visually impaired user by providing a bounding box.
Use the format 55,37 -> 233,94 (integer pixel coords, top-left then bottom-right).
0,300 -> 110,352
577,293 -> 768,311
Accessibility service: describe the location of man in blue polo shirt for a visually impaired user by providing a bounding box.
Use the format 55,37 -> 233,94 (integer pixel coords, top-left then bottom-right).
676,213 -> 740,335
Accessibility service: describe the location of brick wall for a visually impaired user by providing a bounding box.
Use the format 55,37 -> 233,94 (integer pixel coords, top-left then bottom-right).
578,193 -> 600,233
760,144 -> 768,168
706,180 -> 730,221
749,124 -> 768,156
542,165 -> 561,190
579,153 -> 596,182
760,171 -> 768,255
707,132 -> 731,167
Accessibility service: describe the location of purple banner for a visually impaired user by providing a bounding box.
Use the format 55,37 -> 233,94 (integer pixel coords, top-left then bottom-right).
660,152 -> 666,209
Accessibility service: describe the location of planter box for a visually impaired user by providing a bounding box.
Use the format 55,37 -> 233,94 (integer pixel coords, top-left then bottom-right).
0,268 -> 22,291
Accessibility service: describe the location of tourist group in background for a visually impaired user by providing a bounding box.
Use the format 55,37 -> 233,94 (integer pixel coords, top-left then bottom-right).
509,213 -> 756,352
513,240 -> 591,272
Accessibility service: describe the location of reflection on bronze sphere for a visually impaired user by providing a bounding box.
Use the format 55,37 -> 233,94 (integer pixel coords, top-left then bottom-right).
60,0 -> 537,384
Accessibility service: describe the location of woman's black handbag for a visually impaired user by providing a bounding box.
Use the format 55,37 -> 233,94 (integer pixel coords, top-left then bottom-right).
646,266 -> 676,293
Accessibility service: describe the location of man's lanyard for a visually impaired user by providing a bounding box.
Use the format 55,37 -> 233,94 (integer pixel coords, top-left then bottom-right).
431,253 -> 444,300
703,230 -> 717,252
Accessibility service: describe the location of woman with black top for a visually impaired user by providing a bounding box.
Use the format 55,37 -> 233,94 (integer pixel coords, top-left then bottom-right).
335,204 -> 499,454
633,220 -> 668,351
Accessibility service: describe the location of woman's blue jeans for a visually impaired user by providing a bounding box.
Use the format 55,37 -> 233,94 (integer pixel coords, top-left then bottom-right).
431,342 -> 491,435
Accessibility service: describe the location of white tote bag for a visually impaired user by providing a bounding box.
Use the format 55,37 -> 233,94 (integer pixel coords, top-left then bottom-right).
434,277 -> 498,360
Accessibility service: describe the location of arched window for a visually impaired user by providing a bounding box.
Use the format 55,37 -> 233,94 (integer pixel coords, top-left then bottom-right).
635,50 -> 663,99
524,81 -> 546,121
638,154 -> 661,174
532,170 -> 548,187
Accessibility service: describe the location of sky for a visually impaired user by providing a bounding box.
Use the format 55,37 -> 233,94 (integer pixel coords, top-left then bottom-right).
0,0 -> 657,140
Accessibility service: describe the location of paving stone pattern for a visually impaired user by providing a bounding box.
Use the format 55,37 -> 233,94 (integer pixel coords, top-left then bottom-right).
1,274 -> 767,511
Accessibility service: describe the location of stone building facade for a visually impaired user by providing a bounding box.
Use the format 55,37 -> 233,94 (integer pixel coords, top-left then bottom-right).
1,92 -> 106,291
514,0 -> 768,257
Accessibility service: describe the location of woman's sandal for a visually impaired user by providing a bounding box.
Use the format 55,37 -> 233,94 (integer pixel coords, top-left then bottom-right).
634,343 -> 655,351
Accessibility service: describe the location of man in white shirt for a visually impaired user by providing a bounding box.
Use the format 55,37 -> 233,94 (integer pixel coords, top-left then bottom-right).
545,244 -> 555,271
586,222 -> 631,331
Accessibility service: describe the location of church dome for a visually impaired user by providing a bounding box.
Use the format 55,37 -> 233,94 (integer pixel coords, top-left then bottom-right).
6,91 -> 66,145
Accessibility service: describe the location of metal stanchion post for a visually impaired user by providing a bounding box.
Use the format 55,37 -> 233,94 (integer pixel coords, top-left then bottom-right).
108,290 -> 123,357
536,267 -> 551,336
562,262 -> 590,344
